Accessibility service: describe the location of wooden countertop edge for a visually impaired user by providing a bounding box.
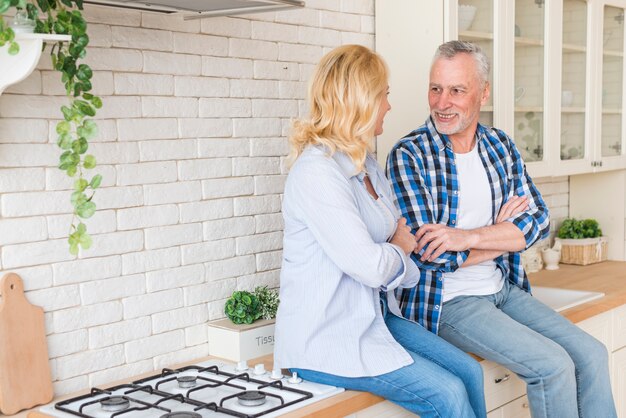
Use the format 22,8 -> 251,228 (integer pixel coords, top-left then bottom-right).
14,261 -> 626,418
280,391 -> 384,418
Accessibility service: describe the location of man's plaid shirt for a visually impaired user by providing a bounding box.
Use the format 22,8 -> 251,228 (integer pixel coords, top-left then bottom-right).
386,117 -> 550,334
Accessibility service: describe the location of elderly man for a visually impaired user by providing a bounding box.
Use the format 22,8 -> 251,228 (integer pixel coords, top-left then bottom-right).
387,40 -> 616,418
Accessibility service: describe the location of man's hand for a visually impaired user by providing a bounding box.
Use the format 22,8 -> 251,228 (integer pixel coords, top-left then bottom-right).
415,196 -> 530,263
390,217 -> 418,255
414,224 -> 477,262
496,195 -> 528,223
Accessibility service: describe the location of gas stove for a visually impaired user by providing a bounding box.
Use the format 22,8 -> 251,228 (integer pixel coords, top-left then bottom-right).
39,360 -> 344,418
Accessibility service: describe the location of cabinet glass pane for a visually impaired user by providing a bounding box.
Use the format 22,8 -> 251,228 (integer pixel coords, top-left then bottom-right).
514,0 -> 545,162
560,0 -> 587,161
458,0 -> 493,126
602,6 -> 624,158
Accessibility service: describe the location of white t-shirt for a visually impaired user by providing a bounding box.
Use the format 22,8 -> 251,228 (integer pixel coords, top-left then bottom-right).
442,144 -> 504,303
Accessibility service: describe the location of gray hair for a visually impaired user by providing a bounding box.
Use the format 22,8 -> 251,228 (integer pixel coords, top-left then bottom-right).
433,40 -> 490,86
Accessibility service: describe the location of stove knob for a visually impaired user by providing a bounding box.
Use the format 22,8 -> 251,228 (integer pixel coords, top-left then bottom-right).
288,371 -> 302,384
270,368 -> 283,380
236,360 -> 248,371
254,363 -> 266,375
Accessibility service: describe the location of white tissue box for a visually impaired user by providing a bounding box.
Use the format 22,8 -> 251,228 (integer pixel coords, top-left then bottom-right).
207,318 -> 275,362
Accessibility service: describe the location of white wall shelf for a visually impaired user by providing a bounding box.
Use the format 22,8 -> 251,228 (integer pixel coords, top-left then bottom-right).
515,37 -> 544,47
0,33 -> 70,95
459,30 -> 493,40
563,43 -> 586,53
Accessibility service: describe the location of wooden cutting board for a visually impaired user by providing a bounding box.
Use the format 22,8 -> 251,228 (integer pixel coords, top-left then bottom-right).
0,273 -> 54,415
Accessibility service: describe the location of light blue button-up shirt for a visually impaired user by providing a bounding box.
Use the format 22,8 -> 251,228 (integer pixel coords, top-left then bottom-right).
274,145 -> 419,377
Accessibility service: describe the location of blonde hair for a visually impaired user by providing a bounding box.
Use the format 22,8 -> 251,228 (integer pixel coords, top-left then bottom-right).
288,44 -> 389,171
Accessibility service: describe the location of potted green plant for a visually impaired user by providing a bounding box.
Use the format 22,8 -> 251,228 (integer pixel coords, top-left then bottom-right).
224,286 -> 280,325
224,291 -> 263,325
555,218 -> 607,265
1,0 -> 101,255
254,285 -> 280,321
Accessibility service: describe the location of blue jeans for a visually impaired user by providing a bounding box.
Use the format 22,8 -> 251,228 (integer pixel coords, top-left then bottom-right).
292,309 -> 486,418
439,279 -> 616,418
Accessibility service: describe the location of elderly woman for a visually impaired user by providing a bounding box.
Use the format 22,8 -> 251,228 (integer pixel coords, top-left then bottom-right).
273,45 -> 487,418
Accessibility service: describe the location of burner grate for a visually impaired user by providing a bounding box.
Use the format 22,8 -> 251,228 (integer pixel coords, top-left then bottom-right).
53,364 -> 316,418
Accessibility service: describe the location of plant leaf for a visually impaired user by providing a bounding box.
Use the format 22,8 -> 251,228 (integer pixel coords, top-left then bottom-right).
89,174 -> 102,189
74,178 -> 88,192
77,201 -> 96,218
57,133 -> 72,149
8,41 -> 19,55
56,121 -> 71,134
83,154 -> 96,169
0,0 -> 11,14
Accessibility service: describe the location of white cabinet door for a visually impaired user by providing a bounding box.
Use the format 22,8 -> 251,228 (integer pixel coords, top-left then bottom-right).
613,304 -> 626,351
613,346 -> 626,418
556,0 -> 595,175
576,309 -> 613,351
596,1 -> 626,172
456,0 -> 496,128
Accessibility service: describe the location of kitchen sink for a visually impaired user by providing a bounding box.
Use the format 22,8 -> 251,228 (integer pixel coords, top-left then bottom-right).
532,286 -> 605,312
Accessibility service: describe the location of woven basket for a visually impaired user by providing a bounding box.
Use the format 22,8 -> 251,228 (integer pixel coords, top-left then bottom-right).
555,237 -> 608,266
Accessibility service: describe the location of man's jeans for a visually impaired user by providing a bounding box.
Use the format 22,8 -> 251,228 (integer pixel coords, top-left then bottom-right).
292,311 -> 487,418
439,279 -> 617,418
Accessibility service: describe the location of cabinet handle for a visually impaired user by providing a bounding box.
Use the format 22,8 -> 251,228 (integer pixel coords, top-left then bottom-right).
522,402 -> 529,408
494,374 -> 510,384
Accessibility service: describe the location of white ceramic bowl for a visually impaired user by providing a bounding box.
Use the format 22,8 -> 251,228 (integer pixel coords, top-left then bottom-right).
458,4 -> 477,31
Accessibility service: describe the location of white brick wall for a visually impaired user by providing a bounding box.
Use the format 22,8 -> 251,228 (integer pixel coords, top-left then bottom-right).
0,0 -> 569,396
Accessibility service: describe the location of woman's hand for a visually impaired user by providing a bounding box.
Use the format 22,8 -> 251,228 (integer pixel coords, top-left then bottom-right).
496,195 -> 529,223
390,217 -> 417,255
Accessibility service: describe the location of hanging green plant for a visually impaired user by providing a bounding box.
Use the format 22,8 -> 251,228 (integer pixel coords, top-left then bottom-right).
0,0 -> 102,255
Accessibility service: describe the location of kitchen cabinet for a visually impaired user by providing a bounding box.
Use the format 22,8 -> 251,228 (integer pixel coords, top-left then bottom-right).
613,304 -> 626,417
375,0 -> 626,177
572,299 -> 626,417
614,347 -> 626,417
448,0 -> 626,177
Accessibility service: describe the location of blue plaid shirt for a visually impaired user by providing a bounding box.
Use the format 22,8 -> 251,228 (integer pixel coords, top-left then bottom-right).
386,117 -> 550,334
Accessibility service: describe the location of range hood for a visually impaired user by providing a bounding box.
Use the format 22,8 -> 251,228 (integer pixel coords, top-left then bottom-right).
83,0 -> 305,20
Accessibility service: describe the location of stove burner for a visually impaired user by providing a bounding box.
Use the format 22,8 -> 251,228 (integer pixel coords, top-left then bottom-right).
160,413 -> 202,418
237,390 -> 267,407
176,375 -> 197,388
100,396 -> 130,412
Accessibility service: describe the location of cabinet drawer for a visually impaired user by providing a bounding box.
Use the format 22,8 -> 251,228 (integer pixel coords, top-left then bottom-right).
481,360 -> 526,412
613,304 -> 626,351
501,395 -> 531,418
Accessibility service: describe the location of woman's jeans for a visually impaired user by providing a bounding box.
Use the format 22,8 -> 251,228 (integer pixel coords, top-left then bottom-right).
438,279 -> 617,418
291,307 -> 487,418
